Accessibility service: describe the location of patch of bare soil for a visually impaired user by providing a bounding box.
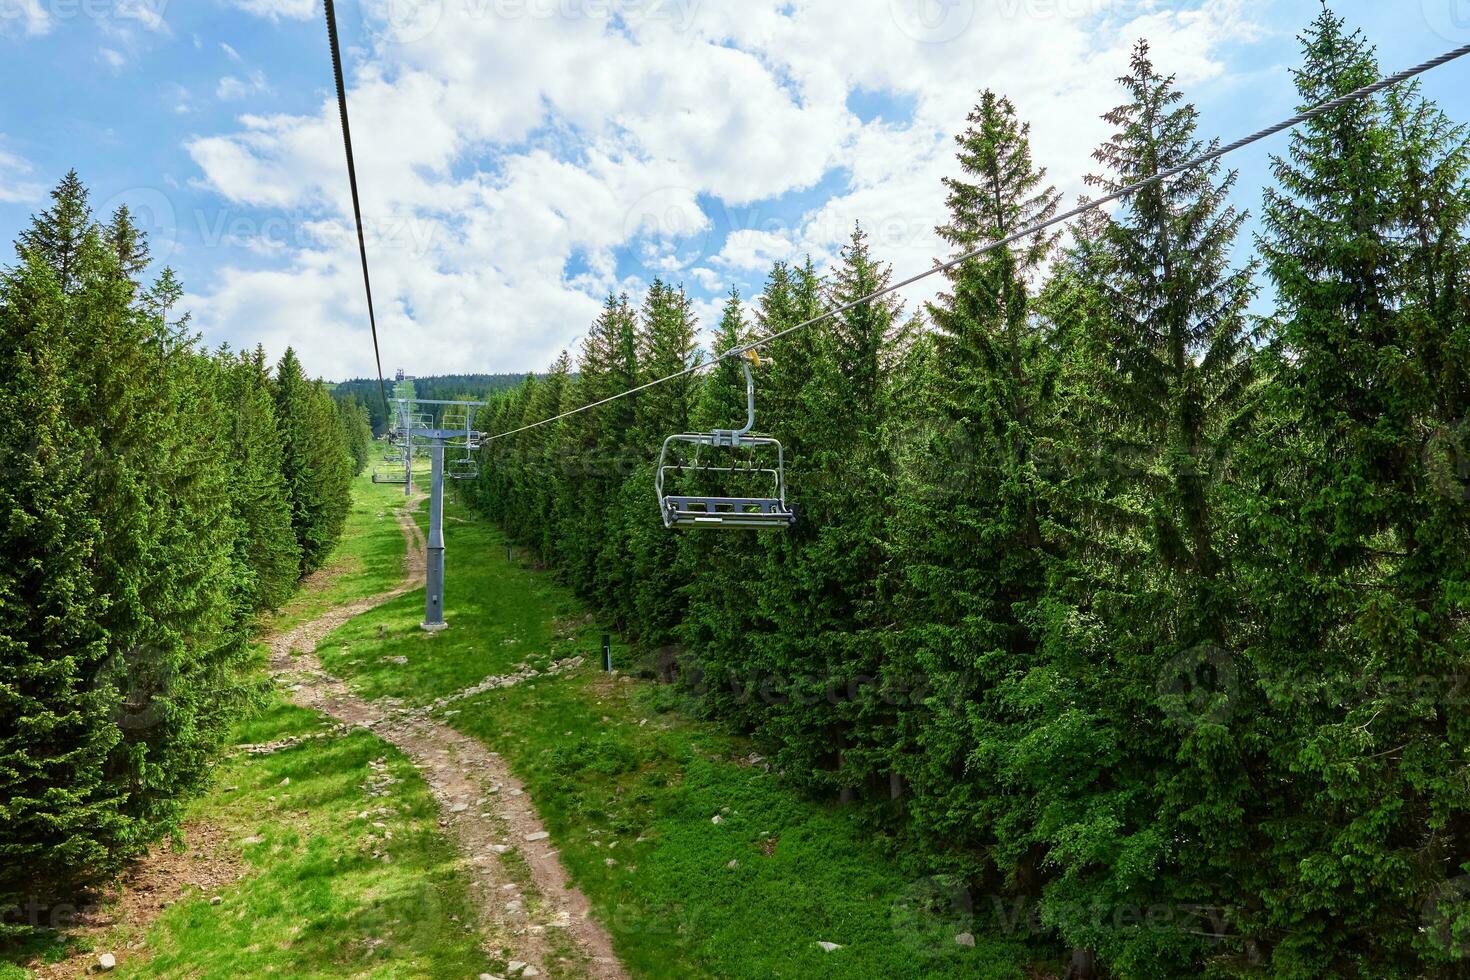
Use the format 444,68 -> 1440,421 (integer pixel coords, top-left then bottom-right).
269,498 -> 626,980
28,822 -> 248,979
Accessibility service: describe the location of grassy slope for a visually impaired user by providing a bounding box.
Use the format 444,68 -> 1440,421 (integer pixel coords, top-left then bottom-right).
315,493 -> 1037,979
104,471 -> 492,979
119,699 -> 494,979
1,470 -> 493,980
258,469 -> 417,637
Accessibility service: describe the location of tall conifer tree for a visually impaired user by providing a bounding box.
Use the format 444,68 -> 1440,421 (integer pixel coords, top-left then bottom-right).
1028,42 -> 1258,973
1238,9 -> 1470,973
886,90 -> 1063,870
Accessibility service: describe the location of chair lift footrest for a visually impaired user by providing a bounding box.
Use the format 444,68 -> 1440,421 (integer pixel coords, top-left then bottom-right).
662,496 -> 796,529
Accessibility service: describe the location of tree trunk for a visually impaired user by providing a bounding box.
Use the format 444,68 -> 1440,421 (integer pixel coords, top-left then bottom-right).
1064,949 -> 1098,980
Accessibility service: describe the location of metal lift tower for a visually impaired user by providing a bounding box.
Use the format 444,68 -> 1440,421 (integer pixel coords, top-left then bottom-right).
401,398 -> 486,631
392,375 -> 419,496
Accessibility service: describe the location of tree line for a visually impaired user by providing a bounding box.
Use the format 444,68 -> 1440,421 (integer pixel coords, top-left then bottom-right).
0,172 -> 359,940
469,11 -> 1470,978
333,373 -> 529,434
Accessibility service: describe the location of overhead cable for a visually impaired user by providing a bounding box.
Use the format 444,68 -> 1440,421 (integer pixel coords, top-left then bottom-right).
485,38 -> 1470,444
324,0 -> 392,419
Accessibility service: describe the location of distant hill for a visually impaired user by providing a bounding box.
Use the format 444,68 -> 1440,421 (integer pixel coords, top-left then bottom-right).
332,374 -> 538,433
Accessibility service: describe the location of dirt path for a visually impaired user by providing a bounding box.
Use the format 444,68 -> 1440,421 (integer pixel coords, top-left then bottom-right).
268,496 -> 627,980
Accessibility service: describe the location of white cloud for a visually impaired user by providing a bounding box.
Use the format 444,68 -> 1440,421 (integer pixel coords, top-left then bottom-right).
217,70 -> 272,100
184,0 -> 1264,376
714,230 -> 798,272
227,0 -> 316,21
221,41 -> 244,63
117,0 -> 171,34
0,0 -> 52,36
99,47 -> 127,70
689,267 -> 724,292
0,141 -> 45,204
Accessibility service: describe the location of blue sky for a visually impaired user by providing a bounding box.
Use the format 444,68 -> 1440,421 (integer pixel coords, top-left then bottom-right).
1,0 -> 1468,379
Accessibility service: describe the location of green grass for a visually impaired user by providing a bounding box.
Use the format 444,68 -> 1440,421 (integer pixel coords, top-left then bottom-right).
257,467 -> 417,637
2,467 -> 499,980
113,464 -> 496,978
106,470 -> 506,979
318,496 -> 591,705
116,696 -> 495,979
112,465 -> 500,978
318,495 -> 1040,979
7,474 -> 1041,979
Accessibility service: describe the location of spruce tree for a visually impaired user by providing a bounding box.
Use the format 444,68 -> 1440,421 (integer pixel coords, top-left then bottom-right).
16,170 -> 91,294
553,299 -> 618,597
0,172 -> 347,931
679,290 -> 766,711
218,347 -> 300,614
274,348 -> 353,575
751,228 -> 907,799
1389,80 -> 1470,977
0,250 -> 120,919
521,352 -> 571,565
625,279 -> 700,650
885,89 -> 1063,879
18,173 -> 257,882
1239,9 -> 1470,974
103,205 -> 151,285
551,295 -> 640,615
334,394 -> 370,476
120,313 -> 248,841
503,374 -> 544,536
1028,41 -> 1259,974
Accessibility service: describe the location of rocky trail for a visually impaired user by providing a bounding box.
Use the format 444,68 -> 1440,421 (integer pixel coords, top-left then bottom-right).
265,495 -> 627,980
28,497 -> 626,979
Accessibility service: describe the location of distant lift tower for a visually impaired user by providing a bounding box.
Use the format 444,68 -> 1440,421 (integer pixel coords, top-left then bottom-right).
395,398 -> 431,497
402,398 -> 486,632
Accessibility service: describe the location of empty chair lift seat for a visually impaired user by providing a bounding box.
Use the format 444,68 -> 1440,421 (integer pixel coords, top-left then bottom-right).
656,352 -> 796,531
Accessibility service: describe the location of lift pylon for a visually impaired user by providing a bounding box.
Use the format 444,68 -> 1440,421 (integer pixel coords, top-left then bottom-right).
401,398 -> 486,632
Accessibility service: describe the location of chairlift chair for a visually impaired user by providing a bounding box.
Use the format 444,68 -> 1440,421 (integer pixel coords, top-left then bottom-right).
441,403 -> 482,480
371,466 -> 408,485
447,452 -> 479,481
441,402 -> 471,432
656,352 -> 796,531
441,404 -> 482,448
